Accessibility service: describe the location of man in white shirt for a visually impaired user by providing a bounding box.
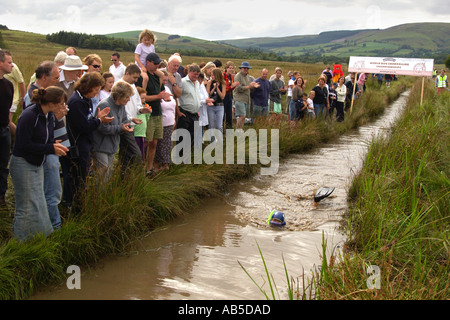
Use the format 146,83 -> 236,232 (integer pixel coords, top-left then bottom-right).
118,63 -> 151,173
109,52 -> 126,83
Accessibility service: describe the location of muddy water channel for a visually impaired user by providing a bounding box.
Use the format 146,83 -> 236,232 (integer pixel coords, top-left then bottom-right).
32,92 -> 409,300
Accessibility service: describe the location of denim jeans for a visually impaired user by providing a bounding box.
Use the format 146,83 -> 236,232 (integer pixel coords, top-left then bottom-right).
314,103 -> 327,118
289,100 -> 297,120
43,154 -> 62,229
207,104 -> 224,142
0,126 -> 11,197
10,155 -> 53,241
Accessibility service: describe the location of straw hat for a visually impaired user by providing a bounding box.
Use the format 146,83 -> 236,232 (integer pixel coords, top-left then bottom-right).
59,55 -> 88,71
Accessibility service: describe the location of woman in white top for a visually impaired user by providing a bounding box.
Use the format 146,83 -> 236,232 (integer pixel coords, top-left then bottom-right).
335,76 -> 347,122
154,71 -> 177,172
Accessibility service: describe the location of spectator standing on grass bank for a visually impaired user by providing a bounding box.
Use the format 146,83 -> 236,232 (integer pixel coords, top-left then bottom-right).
154,70 -> 177,172
4,62 -> 25,136
24,61 -> 61,109
55,56 -> 88,208
109,52 -> 126,83
435,69 -> 448,96
135,53 -> 170,177
312,75 -> 329,118
57,55 -> 87,98
385,73 -> 393,87
99,72 -> 114,101
0,49 -> 14,206
201,61 -> 216,85
135,87 -> 151,160
119,63 -> 151,172
335,76 -> 347,122
327,82 -> 338,119
286,71 -> 299,120
306,91 -> 315,119
375,73 -> 384,86
92,81 -> 135,180
162,54 -> 183,99
269,67 -> 286,117
10,87 -> 68,241
206,68 -> 226,142
289,75 -> 305,121
82,54 -> 103,114
176,64 -> 203,154
233,62 -> 259,129
291,76 -> 306,121
23,61 -> 67,230
251,68 -> 270,119
223,61 -> 238,129
345,73 -> 359,110
196,72 -> 211,149
322,65 -> 333,86
135,29 -> 156,91
66,72 -> 113,213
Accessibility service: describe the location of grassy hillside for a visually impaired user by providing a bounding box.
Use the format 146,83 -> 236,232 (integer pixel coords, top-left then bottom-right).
219,23 -> 450,59
0,29 -> 329,103
105,30 -> 243,55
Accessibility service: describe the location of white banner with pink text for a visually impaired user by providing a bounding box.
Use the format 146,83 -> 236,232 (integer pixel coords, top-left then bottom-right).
348,56 -> 434,77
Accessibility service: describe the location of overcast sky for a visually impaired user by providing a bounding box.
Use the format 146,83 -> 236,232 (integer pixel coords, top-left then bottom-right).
1,1 -> 449,40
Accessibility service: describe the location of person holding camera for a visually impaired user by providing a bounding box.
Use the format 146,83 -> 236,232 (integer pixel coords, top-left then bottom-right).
206,68 -> 226,143
10,86 -> 69,241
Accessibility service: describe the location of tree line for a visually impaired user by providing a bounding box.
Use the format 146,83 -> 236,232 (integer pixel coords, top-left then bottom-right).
46,31 -> 136,52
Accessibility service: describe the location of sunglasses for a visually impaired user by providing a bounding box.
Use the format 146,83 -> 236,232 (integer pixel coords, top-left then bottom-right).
92,64 -> 101,69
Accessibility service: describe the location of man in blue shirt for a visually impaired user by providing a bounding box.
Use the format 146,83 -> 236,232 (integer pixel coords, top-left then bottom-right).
251,68 -> 270,118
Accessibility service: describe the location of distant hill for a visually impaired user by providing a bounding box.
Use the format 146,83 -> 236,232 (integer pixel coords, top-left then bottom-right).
218,23 -> 450,59
105,23 -> 449,63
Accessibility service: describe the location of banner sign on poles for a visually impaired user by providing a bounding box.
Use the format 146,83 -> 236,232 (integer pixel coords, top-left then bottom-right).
348,56 -> 434,77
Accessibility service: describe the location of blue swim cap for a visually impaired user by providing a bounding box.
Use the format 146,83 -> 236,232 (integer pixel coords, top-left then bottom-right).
267,210 -> 286,227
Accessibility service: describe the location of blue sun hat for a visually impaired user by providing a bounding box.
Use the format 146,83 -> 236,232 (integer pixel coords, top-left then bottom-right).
238,61 -> 252,69
267,210 -> 286,227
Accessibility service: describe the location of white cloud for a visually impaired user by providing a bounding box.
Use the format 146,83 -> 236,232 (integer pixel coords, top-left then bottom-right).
0,0 -> 448,40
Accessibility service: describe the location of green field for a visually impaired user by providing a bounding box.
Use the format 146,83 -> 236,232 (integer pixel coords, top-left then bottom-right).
219,22 -> 450,59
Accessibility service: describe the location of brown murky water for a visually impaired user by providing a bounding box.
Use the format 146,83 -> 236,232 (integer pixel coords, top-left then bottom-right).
31,92 -> 409,300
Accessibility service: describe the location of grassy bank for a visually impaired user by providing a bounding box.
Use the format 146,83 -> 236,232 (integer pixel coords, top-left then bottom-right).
0,75 -> 411,299
313,79 -> 449,299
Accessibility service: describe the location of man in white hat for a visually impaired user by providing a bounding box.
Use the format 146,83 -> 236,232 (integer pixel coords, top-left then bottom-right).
56,55 -> 87,209
233,61 -> 258,129
57,55 -> 88,97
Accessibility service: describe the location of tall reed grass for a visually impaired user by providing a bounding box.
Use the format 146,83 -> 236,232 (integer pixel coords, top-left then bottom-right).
315,79 -> 449,299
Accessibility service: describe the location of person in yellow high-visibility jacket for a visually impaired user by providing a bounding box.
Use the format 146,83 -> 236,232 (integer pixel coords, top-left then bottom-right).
435,69 -> 448,96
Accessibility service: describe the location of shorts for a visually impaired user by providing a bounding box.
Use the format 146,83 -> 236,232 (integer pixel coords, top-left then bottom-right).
145,115 -> 163,141
234,100 -> 249,118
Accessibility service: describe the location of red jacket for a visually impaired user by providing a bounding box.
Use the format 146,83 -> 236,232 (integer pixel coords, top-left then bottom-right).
223,72 -> 234,95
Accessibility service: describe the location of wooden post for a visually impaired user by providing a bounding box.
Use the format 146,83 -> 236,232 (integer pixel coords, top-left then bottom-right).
350,73 -> 358,114
420,76 -> 425,105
